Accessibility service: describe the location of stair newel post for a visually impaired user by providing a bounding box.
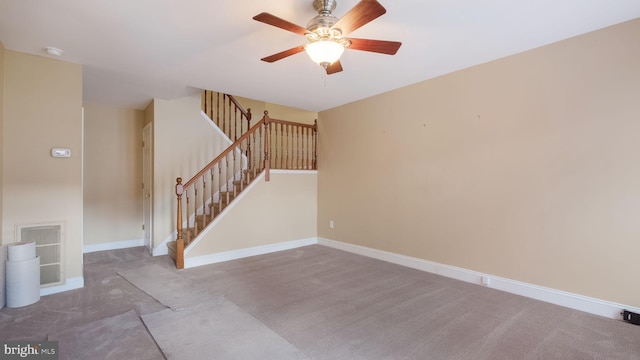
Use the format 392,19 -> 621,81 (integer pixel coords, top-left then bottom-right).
313,119 -> 318,170
175,178 -> 185,269
264,111 -> 271,182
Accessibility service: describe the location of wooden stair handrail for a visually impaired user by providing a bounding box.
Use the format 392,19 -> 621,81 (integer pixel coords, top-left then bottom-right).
174,117 -> 267,269
172,102 -> 318,270
182,118 -> 265,188
203,91 -> 252,142
227,95 -> 250,119
264,116 -> 317,129
262,111 -> 318,177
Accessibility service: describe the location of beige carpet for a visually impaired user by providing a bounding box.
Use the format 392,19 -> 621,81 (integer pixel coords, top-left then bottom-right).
186,245 -> 640,360
120,246 -> 640,359
122,262 -> 308,359
118,264 -> 210,310
142,298 -> 308,360
4,246 -> 638,359
48,309 -> 164,360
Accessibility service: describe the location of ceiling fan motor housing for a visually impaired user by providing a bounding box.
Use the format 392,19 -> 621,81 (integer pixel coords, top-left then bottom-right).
307,14 -> 339,37
312,0 -> 337,14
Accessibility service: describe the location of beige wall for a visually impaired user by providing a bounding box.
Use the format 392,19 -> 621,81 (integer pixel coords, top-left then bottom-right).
234,96 -> 266,127
151,93 -> 317,251
0,42 -> 5,239
317,19 -> 640,307
2,51 -> 83,280
186,172 -> 317,257
266,103 -> 317,125
83,103 -> 144,246
144,100 -> 154,127
234,96 -> 318,126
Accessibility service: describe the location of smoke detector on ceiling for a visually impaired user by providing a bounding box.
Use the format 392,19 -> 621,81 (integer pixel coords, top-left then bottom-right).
45,47 -> 63,57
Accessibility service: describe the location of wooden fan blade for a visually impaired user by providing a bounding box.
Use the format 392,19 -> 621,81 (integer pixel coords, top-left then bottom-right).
347,38 -> 401,55
260,45 -> 306,63
253,12 -> 308,36
326,60 -> 343,75
332,0 -> 386,36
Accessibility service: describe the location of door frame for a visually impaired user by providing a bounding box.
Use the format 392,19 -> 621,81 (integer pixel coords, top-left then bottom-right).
142,122 -> 153,254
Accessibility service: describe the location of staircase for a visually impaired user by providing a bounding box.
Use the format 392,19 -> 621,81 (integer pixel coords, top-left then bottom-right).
167,90 -> 317,269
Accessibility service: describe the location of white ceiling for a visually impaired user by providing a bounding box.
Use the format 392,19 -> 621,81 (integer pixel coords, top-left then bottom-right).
1,0 -> 639,112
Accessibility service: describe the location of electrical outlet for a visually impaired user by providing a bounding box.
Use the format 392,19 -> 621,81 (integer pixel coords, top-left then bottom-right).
329,220 -> 334,229
622,310 -> 640,325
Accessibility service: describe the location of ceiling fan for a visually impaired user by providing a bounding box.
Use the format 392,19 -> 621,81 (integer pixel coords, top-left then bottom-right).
253,0 -> 402,75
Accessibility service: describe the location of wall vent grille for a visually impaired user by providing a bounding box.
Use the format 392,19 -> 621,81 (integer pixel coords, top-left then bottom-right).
17,223 -> 64,287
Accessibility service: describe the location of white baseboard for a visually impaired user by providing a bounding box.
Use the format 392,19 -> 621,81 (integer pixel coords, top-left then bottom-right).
153,171 -> 268,258
153,237 -> 171,256
271,169 -> 318,175
318,238 -> 640,320
183,171 -> 265,256
41,276 -> 84,296
83,239 -> 145,254
184,237 -> 317,269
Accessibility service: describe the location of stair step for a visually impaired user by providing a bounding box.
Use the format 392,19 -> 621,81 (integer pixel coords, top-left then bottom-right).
209,196 -> 233,209
210,190 -> 237,211
183,227 -> 195,235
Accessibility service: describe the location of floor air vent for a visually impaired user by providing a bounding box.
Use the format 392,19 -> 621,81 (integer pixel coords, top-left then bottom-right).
17,223 -> 64,287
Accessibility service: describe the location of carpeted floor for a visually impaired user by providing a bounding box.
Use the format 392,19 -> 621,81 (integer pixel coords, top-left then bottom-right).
118,264 -> 211,311
48,309 -> 164,360
1,245 -> 639,359
142,299 -> 308,360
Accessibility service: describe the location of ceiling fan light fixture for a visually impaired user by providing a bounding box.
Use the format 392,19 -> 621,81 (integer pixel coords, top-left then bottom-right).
305,40 -> 344,68
254,0 -> 401,75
